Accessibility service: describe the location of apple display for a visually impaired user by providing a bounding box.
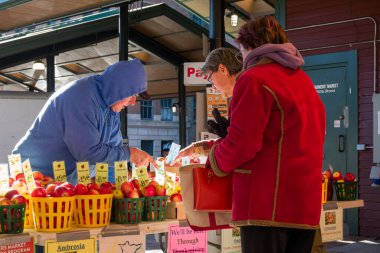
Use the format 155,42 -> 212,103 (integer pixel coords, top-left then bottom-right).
74,184 -> 88,195
121,181 -> 135,196
31,187 -> 47,198
170,193 -> 183,202
54,186 -> 70,197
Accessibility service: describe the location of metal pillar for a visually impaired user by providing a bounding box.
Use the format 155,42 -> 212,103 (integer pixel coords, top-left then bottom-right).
46,55 -> 55,92
178,64 -> 186,147
119,3 -> 129,138
209,0 -> 225,51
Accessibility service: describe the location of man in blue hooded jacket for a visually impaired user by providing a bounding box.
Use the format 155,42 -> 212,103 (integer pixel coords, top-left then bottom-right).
13,59 -> 156,183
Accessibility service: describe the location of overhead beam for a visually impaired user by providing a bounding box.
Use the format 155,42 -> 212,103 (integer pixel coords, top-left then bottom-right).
0,73 -> 44,92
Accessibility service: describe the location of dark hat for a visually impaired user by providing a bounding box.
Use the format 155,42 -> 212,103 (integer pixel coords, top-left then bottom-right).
137,91 -> 150,100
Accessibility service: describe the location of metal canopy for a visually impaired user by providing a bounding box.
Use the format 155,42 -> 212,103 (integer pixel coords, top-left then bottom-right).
0,3 -> 215,97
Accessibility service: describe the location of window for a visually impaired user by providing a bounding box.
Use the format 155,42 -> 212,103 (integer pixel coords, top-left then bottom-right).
141,140 -> 154,156
140,100 -> 153,120
161,99 -> 173,121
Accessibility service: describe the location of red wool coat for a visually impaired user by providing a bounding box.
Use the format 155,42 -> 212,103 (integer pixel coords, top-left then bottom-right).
207,62 -> 326,229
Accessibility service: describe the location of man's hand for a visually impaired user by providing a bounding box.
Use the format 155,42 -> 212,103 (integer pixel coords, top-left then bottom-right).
129,147 -> 158,168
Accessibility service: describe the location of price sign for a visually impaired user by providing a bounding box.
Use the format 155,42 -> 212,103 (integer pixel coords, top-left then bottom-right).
76,162 -> 91,184
154,161 -> 165,185
8,154 -> 22,178
136,167 -> 150,188
114,161 -> 128,189
0,164 -> 9,195
95,163 -> 108,184
53,161 -> 67,182
165,171 -> 176,196
22,159 -> 36,193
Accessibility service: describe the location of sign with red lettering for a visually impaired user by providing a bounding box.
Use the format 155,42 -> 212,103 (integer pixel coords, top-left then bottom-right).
168,225 -> 207,253
0,237 -> 34,253
184,62 -> 210,86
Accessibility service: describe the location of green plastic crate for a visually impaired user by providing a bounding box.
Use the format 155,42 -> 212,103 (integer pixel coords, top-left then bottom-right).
143,196 -> 168,222
334,181 -> 357,201
0,204 -> 26,234
114,198 -> 145,224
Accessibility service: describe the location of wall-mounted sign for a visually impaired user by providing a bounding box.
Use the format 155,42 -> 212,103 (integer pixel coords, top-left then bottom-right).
184,62 -> 210,86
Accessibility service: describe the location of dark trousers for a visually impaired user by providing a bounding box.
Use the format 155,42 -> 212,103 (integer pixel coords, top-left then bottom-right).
240,226 -> 316,253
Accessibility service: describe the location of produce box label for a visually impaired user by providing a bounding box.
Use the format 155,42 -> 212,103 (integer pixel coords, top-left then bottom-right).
76,162 -> 91,184
45,238 -> 96,253
8,154 -> 22,178
95,163 -> 108,184
0,237 -> 34,253
53,161 -> 67,182
168,225 -> 207,253
136,167 -> 150,188
114,161 -> 128,189
22,159 -> 36,192
0,164 -> 9,195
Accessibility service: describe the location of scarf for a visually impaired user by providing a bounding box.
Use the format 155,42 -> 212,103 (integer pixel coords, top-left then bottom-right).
243,43 -> 304,70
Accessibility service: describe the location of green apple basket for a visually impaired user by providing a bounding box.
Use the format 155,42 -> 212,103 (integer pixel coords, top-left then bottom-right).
0,204 -> 26,234
113,197 -> 145,224
334,181 -> 357,201
143,196 -> 168,222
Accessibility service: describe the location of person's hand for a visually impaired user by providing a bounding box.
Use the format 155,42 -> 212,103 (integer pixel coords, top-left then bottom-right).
207,108 -> 229,138
169,144 -> 196,167
129,147 -> 158,168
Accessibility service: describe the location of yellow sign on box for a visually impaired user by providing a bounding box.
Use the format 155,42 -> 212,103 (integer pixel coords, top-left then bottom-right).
96,163 -> 108,184
76,162 -> 91,184
8,154 -> 22,178
22,159 -> 37,192
114,161 -> 128,189
136,167 -> 150,188
53,161 -> 67,182
45,238 -> 96,253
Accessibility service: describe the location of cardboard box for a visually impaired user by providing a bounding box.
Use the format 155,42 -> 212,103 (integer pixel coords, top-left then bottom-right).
166,202 -> 186,220
320,207 -> 343,242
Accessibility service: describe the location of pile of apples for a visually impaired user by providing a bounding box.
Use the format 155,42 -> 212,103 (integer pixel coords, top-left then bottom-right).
114,179 -> 166,200
323,169 -> 356,183
73,182 -> 115,196
9,171 -> 54,196
0,190 -> 26,233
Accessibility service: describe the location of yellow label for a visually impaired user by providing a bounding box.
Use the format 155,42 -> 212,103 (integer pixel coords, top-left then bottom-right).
22,159 -> 37,193
165,172 -> 176,196
0,164 -> 9,195
95,163 -> 108,184
76,162 -> 91,184
114,161 -> 128,189
8,154 -> 22,178
53,161 -> 67,183
136,167 -> 151,188
45,238 -> 97,253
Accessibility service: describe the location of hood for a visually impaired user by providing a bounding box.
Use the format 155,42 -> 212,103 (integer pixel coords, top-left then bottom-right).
97,59 -> 147,107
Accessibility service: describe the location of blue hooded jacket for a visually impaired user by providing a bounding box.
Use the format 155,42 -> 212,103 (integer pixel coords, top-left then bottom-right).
13,59 -> 147,183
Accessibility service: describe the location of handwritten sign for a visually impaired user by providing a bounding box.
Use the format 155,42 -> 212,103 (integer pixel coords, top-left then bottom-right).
53,161 -> 67,183
0,237 -> 34,253
168,225 -> 207,253
22,159 -> 36,193
154,161 -> 165,185
136,167 -> 150,188
98,235 -> 145,253
8,154 -> 22,178
166,143 -> 181,164
45,238 -> 96,253
114,161 -> 128,189
95,163 -> 108,184
0,164 -> 9,195
76,162 -> 91,184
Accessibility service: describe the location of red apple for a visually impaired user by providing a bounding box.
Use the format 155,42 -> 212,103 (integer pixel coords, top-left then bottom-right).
170,193 -> 182,202
344,173 -> 356,182
32,171 -> 44,181
323,169 -> 333,179
130,179 -> 140,190
148,181 -> 159,189
126,189 -> 140,199
42,175 -> 54,184
98,187 -> 112,194
15,173 -> 25,181
31,187 -> 47,198
46,184 -> 57,196
5,190 -> 19,200
74,184 -> 88,195
87,183 -> 99,191
100,182 -> 113,189
54,186 -> 70,197
121,181 -> 135,196
61,182 -> 74,191
8,178 -> 15,187
333,171 -> 343,181
87,189 -> 99,195
0,197 -> 12,205
12,180 -> 28,195
11,195 -> 26,205
155,185 -> 166,196
143,185 -> 156,197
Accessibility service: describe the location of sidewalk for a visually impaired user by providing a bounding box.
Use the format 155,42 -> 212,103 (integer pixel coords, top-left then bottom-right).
326,237 -> 380,253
